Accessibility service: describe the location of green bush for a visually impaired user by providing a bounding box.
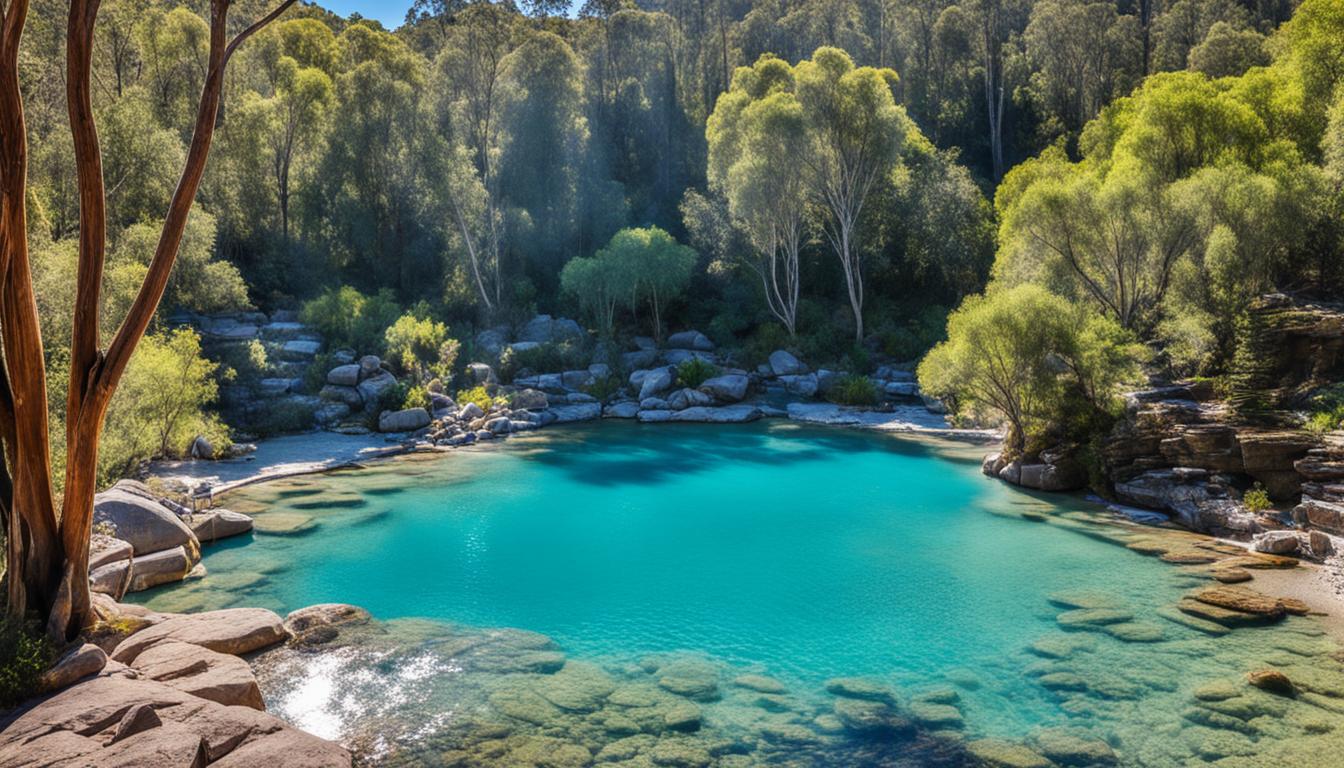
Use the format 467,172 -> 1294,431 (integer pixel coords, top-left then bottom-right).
584,375 -> 624,402
384,311 -> 459,383
498,341 -> 586,381
252,397 -> 317,437
1,615 -> 53,709
1243,483 -> 1273,513
456,384 -> 496,413
828,374 -> 880,406
676,358 -> 718,389
299,286 -> 400,354
1304,384 -> 1344,435
402,384 -> 432,412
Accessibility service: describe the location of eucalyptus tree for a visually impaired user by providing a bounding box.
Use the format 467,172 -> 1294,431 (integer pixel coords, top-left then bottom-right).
0,0 -> 297,637
706,55 -> 808,336
795,47 -> 908,342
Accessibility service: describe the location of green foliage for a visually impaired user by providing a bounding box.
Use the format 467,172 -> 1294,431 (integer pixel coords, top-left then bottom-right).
1243,483 -> 1273,513
253,397 -> 319,437
0,615 -> 54,710
498,342 -> 587,381
918,285 -> 1144,453
456,384 -> 496,413
99,329 -> 230,484
402,384 -> 432,412
384,311 -> 458,382
584,375 -> 624,403
300,286 -> 401,354
1304,384 -> 1344,435
827,374 -> 880,406
675,358 -> 718,389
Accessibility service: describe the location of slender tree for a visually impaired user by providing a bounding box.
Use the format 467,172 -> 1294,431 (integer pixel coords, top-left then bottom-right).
0,0 -> 296,639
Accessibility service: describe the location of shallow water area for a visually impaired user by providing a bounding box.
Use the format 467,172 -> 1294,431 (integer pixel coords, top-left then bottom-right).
135,422 -> 1344,766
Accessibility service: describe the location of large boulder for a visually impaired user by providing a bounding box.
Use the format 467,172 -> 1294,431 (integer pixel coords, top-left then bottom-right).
667,388 -> 714,410
132,640 -> 264,709
111,607 -> 289,664
284,604 -> 372,646
466,362 -> 498,386
378,407 -> 431,433
94,483 -> 199,559
667,330 -> 714,351
768,350 -> 806,376
638,368 -> 675,400
90,536 -> 134,569
319,384 -> 363,408
91,559 -> 132,598
37,644 -> 108,693
355,371 -> 397,409
698,374 -> 749,402
622,349 -> 659,370
779,373 -> 819,398
358,355 -> 382,378
475,326 -> 510,358
127,547 -> 194,593
548,403 -> 602,423
518,314 -> 584,344
512,388 -> 550,410
187,509 -> 253,544
604,401 -> 640,419
326,364 -> 361,387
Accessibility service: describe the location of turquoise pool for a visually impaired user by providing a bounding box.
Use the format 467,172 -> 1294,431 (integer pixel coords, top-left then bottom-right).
137,422 -> 1344,766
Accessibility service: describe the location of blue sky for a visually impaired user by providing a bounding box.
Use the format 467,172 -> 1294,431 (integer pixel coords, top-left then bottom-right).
317,0 -> 416,29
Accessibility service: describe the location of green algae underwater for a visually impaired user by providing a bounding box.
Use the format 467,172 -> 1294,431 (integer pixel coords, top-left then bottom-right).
134,422 -> 1344,766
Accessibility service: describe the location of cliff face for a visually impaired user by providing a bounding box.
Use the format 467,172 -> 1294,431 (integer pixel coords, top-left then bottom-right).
1096,295 -> 1344,553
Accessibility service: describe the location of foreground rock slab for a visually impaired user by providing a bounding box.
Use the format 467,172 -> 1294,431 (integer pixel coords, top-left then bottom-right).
112,607 -> 289,663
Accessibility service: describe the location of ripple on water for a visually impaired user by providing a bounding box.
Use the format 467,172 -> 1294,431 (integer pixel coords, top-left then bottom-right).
133,422 -> 1344,766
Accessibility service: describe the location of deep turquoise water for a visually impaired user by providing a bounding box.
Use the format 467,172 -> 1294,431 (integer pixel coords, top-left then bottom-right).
136,422 -> 1344,765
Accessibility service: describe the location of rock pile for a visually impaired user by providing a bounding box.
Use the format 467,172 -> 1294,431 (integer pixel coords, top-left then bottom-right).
0,598 -> 355,767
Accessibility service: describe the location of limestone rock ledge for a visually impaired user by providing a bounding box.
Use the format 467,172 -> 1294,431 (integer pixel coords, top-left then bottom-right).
0,601 -> 352,768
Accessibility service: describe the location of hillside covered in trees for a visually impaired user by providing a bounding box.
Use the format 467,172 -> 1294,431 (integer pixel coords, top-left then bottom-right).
15,0 -> 1344,478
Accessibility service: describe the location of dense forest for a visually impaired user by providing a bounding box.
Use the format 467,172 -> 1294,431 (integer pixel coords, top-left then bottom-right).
15,0 -> 1344,478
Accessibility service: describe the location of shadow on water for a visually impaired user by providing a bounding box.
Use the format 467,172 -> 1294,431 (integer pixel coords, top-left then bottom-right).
516,421 -> 954,490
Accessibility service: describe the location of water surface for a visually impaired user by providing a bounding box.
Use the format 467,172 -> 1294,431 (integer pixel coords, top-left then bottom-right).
136,422 -> 1344,766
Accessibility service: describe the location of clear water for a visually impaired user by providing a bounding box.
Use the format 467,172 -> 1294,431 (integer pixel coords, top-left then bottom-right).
136,422 -> 1344,766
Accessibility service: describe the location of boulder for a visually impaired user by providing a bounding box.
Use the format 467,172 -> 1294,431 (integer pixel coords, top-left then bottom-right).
378,407 -> 431,433
476,326 -> 510,358
319,384 -> 363,407
188,509 -> 253,543
37,643 -> 108,693
667,388 -> 714,410
90,536 -> 134,569
188,435 -> 215,459
638,368 -> 675,400
127,546 -> 194,593
667,330 -> 714,351
622,349 -> 659,370
518,314 -> 583,344
284,604 -> 372,646
356,371 -> 397,409
314,402 -> 351,426
512,388 -> 549,410
1294,497 -> 1344,535
466,362 -> 498,385
279,339 -> 321,359
768,349 -> 805,376
640,397 -> 670,410
779,373 -> 818,398
90,559 -> 132,598
94,484 -> 199,559
326,364 -> 361,387
132,640 -> 264,709
0,674 -> 352,767
1247,668 -> 1295,696
358,355 -> 382,378
459,401 -> 486,421
112,607 -> 289,663
698,374 -> 749,402
604,401 -> 640,419
1251,530 -> 1302,555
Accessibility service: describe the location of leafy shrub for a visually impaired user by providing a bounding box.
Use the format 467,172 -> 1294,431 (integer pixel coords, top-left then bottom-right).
304,351 -> 339,394
384,311 -> 459,383
584,375 -> 624,402
828,374 -> 880,406
99,328 -> 230,483
1243,483 -> 1273,513
300,286 -> 400,354
456,384 -> 496,413
402,384 -> 432,412
498,341 -> 586,381
0,615 -> 53,709
212,338 -> 269,386
1304,384 -> 1344,435
676,358 -> 718,388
